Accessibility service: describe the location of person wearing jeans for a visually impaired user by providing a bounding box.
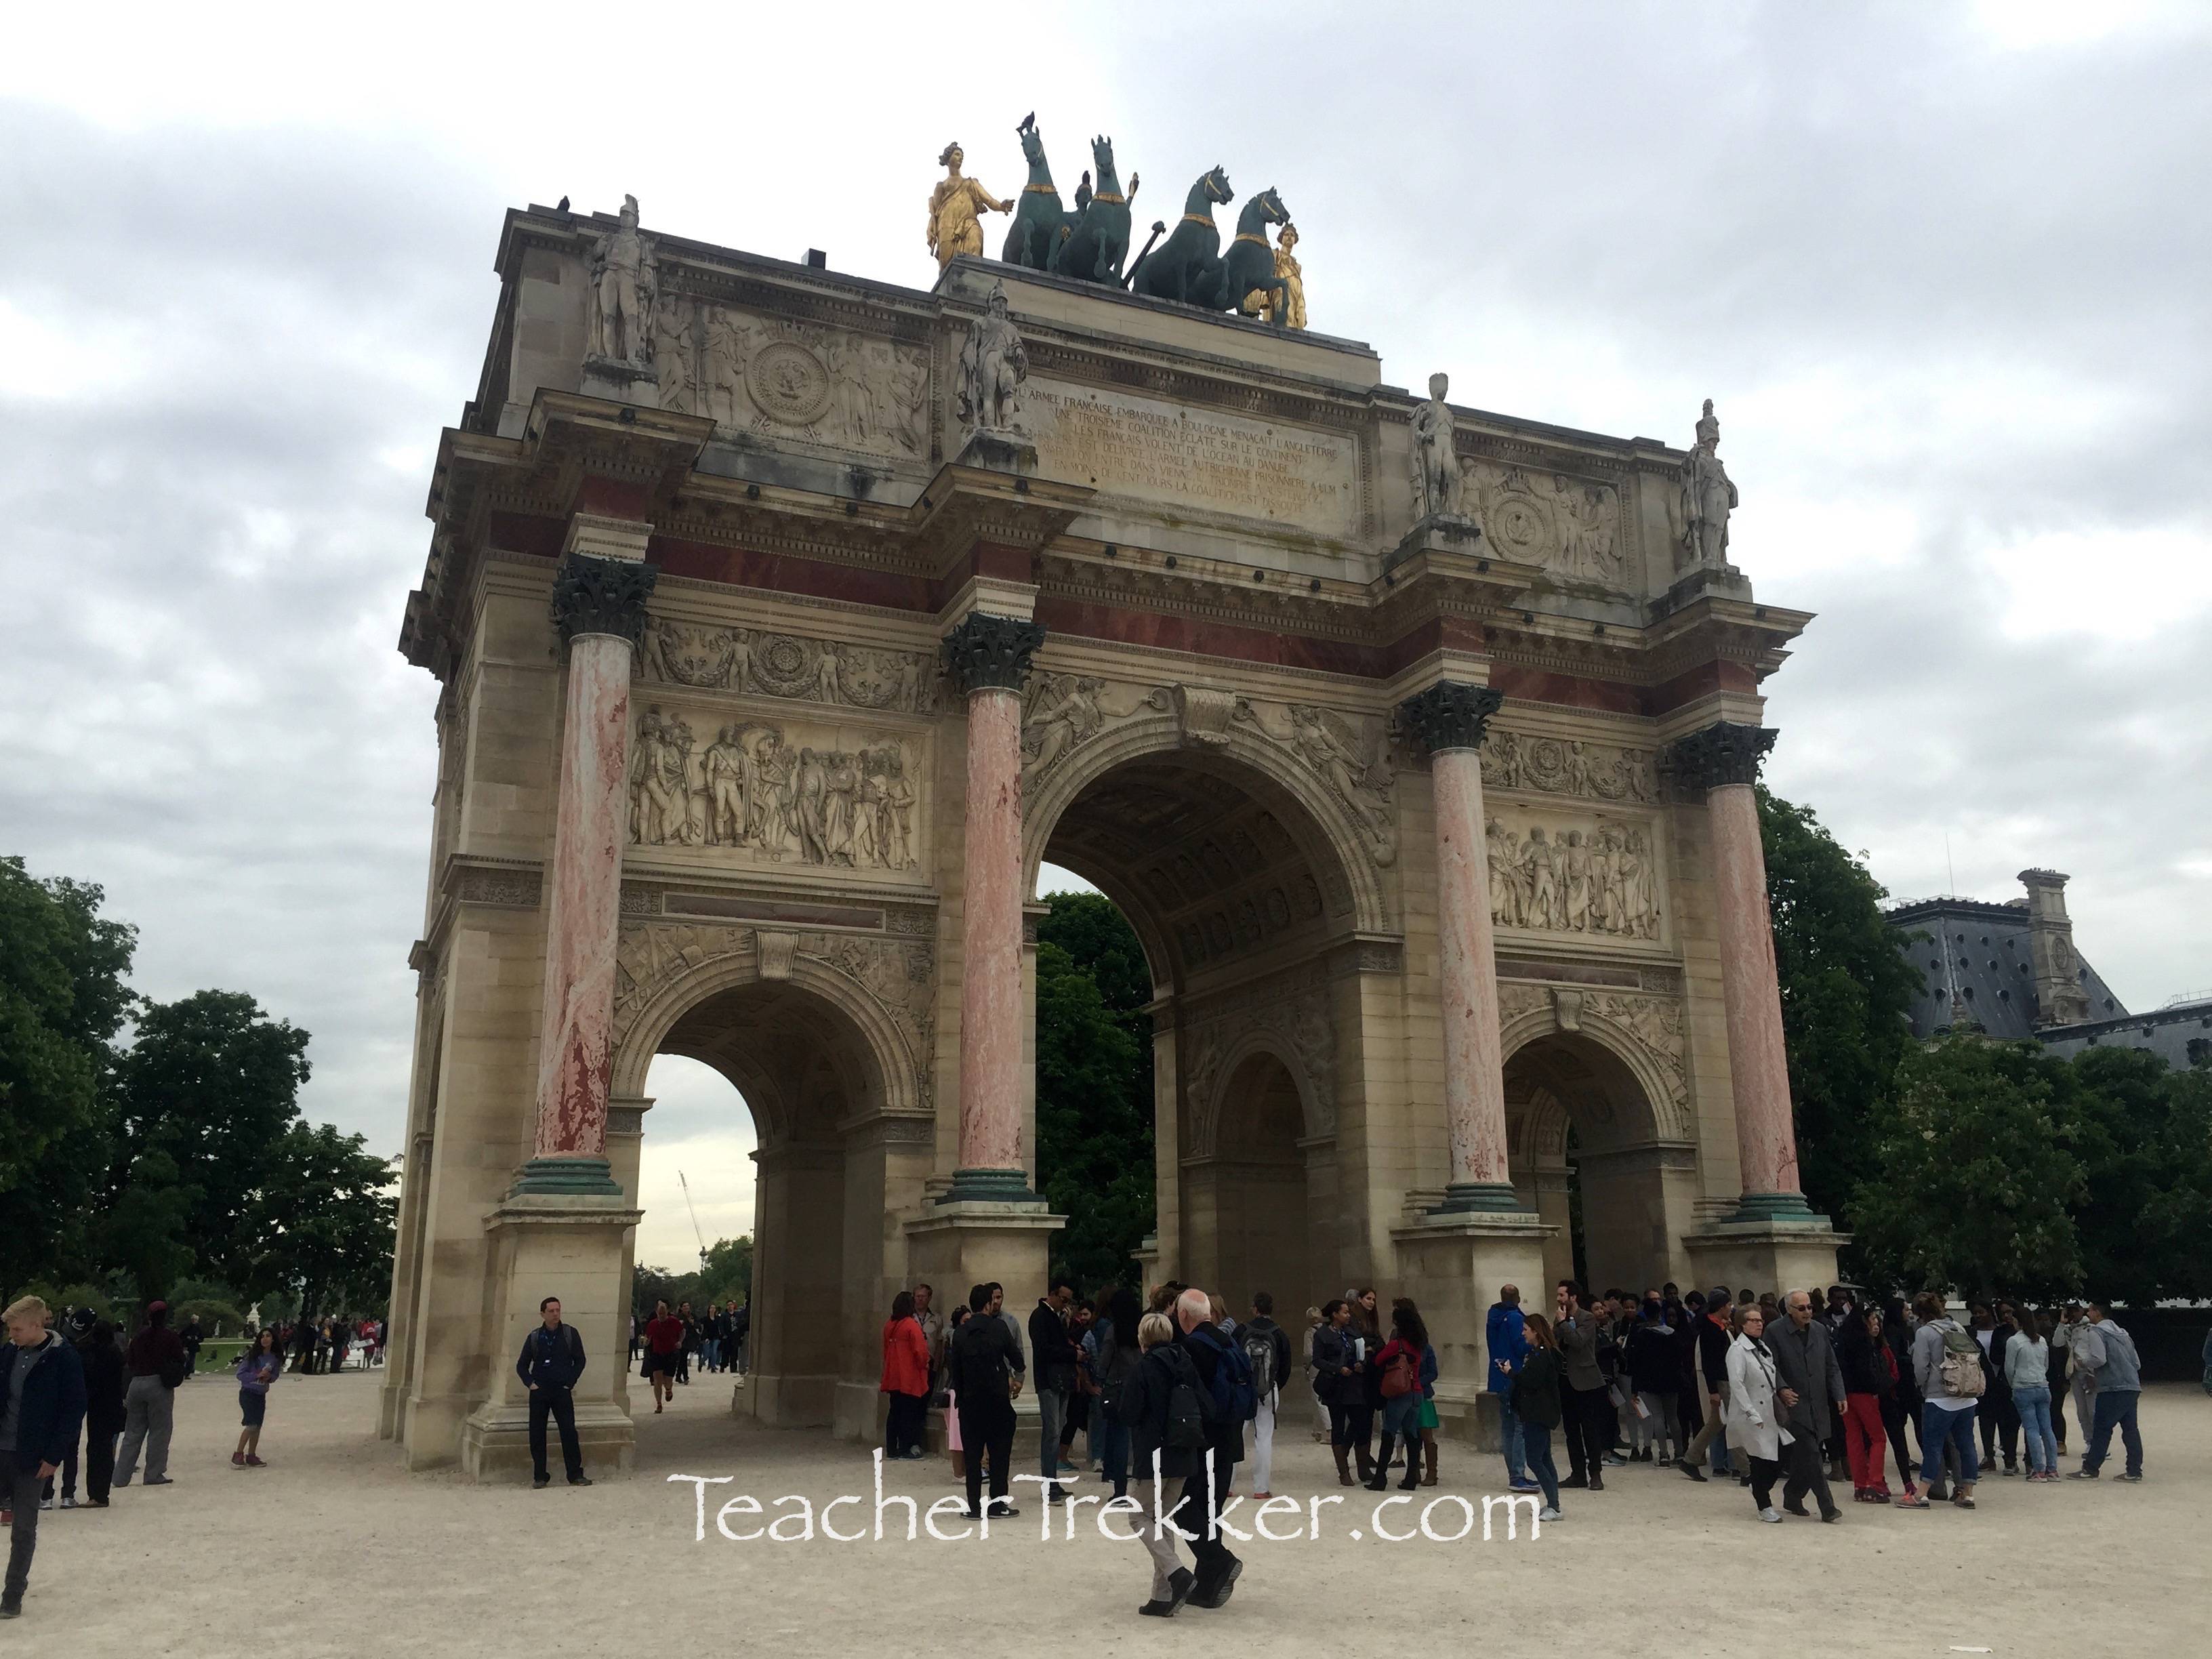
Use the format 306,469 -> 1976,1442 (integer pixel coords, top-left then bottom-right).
1903,1294 -> 1980,1509
2070,1303 -> 2144,1481
515,1296 -> 592,1490
2002,1315 -> 2057,1479
1484,1286 -> 1532,1488
1028,1282 -> 1080,1499
1511,1313 -> 1566,1519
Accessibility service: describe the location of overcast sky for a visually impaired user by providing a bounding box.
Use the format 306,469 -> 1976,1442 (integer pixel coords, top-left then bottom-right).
5,2 -> 2206,1269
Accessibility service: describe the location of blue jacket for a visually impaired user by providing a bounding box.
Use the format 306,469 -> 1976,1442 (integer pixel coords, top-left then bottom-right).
0,1334 -> 88,1475
515,1322 -> 587,1391
1486,1303 -> 1528,1395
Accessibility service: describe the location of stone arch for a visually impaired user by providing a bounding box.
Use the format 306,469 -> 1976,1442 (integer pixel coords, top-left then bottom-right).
1498,1004 -> 1690,1145
1020,703 -> 1391,943
610,930 -> 925,1132
1185,1027 -> 1332,1160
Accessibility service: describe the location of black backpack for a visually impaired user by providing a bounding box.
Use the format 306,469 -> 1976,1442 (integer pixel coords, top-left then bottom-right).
1161,1349 -> 1211,1451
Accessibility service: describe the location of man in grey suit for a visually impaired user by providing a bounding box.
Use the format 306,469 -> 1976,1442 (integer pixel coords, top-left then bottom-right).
1770,1289 -> 1847,1522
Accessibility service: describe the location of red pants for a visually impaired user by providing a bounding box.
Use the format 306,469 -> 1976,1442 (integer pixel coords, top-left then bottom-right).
1843,1392 -> 1887,1491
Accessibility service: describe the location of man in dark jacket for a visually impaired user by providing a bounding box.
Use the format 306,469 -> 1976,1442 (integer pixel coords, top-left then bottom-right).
1484,1286 -> 1532,1491
1679,1288 -> 1738,1481
115,1301 -> 185,1487
49,1309 -> 124,1508
2,1296 -> 89,1619
1975,1303 -> 2021,1476
1771,1290 -> 1847,1521
1172,1290 -> 1244,1609
949,1284 -> 1025,1519
1553,1282 -> 1607,1491
515,1296 -> 592,1490
1029,1282 -> 1081,1499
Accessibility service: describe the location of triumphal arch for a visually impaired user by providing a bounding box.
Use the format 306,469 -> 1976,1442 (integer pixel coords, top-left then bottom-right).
383,165 -> 1839,1477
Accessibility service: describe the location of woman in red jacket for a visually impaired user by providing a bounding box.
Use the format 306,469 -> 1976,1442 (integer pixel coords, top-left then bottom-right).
880,1292 -> 932,1460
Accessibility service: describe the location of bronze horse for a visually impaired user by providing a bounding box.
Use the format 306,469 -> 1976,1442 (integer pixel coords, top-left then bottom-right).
1125,165 -> 1233,305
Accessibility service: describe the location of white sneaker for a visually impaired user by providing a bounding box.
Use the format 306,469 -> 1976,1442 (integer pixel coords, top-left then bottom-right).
1536,1505 -> 1563,1521
39,1497 -> 54,1511
1759,1507 -> 1784,1523
59,1496 -> 78,1510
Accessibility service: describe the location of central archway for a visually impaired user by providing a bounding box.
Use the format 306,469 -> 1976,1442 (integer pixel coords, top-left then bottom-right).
1025,717 -> 1378,1310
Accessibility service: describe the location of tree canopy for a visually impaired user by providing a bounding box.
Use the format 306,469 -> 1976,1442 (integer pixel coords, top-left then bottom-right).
1033,892 -> 1155,1294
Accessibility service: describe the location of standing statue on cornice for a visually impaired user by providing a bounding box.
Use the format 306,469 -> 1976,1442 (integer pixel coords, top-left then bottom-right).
956,282 -> 1028,436
927,142 -> 1013,272
1680,397 -> 1738,567
587,194 -> 656,367
1409,371 -> 1470,521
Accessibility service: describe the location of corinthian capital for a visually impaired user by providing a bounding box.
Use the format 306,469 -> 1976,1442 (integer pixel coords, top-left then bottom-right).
550,553 -> 658,649
941,612 -> 1046,695
1667,720 -> 1776,791
1397,682 -> 1504,755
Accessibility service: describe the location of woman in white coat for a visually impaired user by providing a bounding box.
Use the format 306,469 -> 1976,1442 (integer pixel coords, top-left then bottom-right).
1725,1305 -> 1790,1523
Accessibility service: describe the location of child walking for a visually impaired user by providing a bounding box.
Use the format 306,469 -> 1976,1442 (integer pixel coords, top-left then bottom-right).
234,1328 -> 282,1467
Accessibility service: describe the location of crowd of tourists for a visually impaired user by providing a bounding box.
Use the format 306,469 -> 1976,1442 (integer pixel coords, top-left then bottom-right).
630,1298 -> 749,1404
0,1293 -> 390,1619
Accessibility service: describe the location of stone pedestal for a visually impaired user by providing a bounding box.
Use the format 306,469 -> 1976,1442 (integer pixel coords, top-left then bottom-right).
579,354 -> 657,405
1389,1210 -> 1553,1451
953,428 -> 1040,475
459,1193 -> 643,1482
1683,1219 -> 1845,1303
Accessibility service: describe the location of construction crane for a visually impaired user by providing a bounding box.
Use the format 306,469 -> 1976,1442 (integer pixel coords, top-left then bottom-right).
678,1170 -> 710,1270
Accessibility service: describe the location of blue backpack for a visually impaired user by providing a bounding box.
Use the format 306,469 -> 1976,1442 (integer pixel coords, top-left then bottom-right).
1200,1326 -> 1258,1423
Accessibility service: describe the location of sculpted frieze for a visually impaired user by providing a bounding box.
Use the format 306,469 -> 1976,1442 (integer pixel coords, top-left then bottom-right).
1021,674 -> 1164,779
629,703 -> 921,875
1486,809 -> 1662,942
1481,730 -> 1654,804
1463,461 -> 1626,589
1235,699 -> 1397,867
657,300 -> 930,461
642,621 -> 939,714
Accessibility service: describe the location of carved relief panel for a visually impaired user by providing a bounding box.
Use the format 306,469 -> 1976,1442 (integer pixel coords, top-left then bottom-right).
1485,807 -> 1664,945
642,620 -> 940,714
1463,461 -> 1629,590
1481,730 -> 1654,803
627,699 -> 926,879
656,300 -> 930,462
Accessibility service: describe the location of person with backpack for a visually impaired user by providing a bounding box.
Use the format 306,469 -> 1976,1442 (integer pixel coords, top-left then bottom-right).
1512,1313 -> 1565,1521
1902,1292 -> 1982,1510
1118,1311 -> 1208,1618
1366,1304 -> 1428,1494
2069,1301 -> 2144,1482
113,1301 -> 186,1488
1172,1288 -> 1247,1610
1233,1293 -> 1292,1500
516,1295 -> 592,1490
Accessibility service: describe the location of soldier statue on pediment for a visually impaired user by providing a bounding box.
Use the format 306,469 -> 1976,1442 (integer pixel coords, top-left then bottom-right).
1410,371 -> 1471,523
586,194 -> 656,369
1681,398 -> 1738,569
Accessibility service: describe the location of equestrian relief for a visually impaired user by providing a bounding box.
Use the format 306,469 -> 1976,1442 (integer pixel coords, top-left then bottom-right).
929,118 -> 1307,328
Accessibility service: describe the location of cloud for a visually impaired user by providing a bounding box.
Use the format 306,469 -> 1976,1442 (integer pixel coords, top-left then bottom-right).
1,3 -> 2204,1186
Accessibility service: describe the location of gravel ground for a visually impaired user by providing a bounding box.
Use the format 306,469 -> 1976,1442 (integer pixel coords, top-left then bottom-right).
17,1367 -> 2207,1654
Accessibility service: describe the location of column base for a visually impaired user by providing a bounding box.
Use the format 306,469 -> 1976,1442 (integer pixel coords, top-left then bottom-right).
1429,1181 -> 1524,1215
509,1155 -> 626,1197
905,1200 -> 1065,1324
465,1189 -> 643,1481
943,1166 -> 1043,1204
1391,1209 -> 1553,1452
1725,1191 -> 1825,1225
1683,1217 -> 1848,1301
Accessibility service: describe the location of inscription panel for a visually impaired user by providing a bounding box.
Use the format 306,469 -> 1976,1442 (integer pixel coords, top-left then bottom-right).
1026,382 -> 1359,536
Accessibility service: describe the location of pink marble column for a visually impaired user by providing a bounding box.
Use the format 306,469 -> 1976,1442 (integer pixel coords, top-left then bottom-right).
943,612 -> 1045,1201
1401,682 -> 1522,1212
1672,721 -> 1814,1220
516,551 -> 657,1195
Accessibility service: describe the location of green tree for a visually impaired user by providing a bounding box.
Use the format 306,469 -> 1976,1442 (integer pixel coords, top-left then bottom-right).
243,1121 -> 396,1318
697,1235 -> 754,1309
112,991 -> 312,1291
0,859 -> 137,1294
1034,893 -> 1156,1293
1850,1036 -> 2084,1299
1760,789 -> 1920,1242
2061,1048 -> 2212,1305
98,1148 -> 199,1301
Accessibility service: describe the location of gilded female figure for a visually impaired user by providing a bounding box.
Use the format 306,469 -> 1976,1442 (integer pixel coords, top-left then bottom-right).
1250,222 -> 1307,329
926,143 -> 1012,271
